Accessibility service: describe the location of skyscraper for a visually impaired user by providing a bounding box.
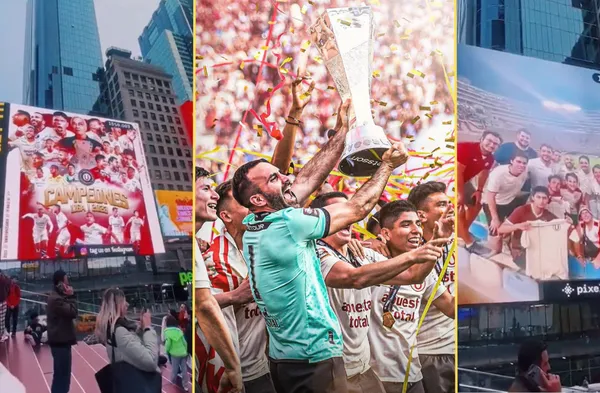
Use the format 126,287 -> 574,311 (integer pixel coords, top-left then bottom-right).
139,0 -> 193,103
22,0 -> 104,114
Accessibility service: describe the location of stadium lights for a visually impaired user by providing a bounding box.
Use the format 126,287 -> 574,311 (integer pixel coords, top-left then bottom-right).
542,100 -> 581,112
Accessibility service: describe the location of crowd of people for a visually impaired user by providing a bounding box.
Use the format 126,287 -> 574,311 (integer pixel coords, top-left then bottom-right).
458,128 -> 600,279
196,0 -> 453,185
194,67 -> 456,393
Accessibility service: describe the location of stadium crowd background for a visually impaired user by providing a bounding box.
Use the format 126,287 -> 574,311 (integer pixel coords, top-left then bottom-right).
196,0 -> 454,192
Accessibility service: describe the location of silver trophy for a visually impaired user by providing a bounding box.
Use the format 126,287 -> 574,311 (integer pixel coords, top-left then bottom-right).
310,6 -> 391,177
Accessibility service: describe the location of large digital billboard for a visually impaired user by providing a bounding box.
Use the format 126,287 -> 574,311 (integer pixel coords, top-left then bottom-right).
457,44 -> 600,304
0,104 -> 165,260
155,190 -> 193,238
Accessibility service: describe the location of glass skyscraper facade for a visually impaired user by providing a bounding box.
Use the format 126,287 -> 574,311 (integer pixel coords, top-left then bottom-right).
139,0 -> 193,103
22,0 -> 104,114
459,0 -> 600,69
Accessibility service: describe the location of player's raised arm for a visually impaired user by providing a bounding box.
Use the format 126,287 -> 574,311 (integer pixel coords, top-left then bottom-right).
323,143 -> 408,235
289,99 -> 352,205
46,216 -> 54,233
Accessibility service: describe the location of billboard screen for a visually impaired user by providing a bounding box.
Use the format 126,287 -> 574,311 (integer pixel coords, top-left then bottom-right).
155,190 -> 193,238
457,44 -> 600,304
1,104 -> 165,260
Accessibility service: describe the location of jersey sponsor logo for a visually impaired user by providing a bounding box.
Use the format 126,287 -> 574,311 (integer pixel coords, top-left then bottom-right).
246,222 -> 271,232
303,208 -> 319,217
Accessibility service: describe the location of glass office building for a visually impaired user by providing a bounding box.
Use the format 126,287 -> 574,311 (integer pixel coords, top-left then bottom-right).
459,0 -> 600,69
138,0 -> 193,103
22,0 -> 104,114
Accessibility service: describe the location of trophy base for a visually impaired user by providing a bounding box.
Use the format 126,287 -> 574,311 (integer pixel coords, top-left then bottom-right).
339,124 -> 391,177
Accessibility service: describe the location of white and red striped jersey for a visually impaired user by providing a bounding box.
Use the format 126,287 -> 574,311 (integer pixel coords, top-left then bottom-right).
196,232 -> 269,391
417,242 -> 456,355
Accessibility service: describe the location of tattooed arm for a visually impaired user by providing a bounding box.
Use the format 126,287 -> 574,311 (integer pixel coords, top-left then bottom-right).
289,99 -> 351,206
322,142 -> 408,235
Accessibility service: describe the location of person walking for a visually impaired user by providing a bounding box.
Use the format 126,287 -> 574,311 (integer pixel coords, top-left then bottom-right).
6,276 -> 21,337
0,271 -> 11,343
47,270 -> 78,393
164,315 -> 189,390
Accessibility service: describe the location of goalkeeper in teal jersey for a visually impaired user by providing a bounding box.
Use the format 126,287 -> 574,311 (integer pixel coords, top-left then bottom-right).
231,99 -> 409,393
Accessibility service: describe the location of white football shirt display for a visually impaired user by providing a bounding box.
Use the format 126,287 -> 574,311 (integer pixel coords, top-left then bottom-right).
80,223 -> 107,244
484,165 -> 527,205
369,271 -> 446,383
521,219 -> 569,280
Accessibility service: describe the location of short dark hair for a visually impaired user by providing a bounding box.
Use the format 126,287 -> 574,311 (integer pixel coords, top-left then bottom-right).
16,110 -> 31,120
547,175 -> 561,183
53,270 -> 67,286
53,111 -> 68,120
517,340 -> 548,373
579,155 -> 590,164
407,181 -> 446,210
531,186 -> 549,198
108,156 -> 117,164
379,200 -> 417,229
481,131 -> 502,144
87,118 -> 101,125
539,143 -> 553,152
195,166 -> 210,181
366,211 -> 381,234
95,154 -> 105,162
517,128 -> 531,136
231,159 -> 268,208
122,149 -> 134,157
593,164 -> 600,173
215,180 -> 233,213
310,192 -> 348,209
166,315 -> 178,327
565,172 -> 578,183
510,151 -> 529,163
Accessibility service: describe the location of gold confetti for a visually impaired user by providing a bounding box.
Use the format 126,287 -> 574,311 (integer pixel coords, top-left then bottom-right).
407,70 -> 425,78
308,0 -> 315,4
244,86 -> 248,92
327,86 -> 336,90
332,112 -> 338,117
195,55 -> 204,60
301,5 -> 308,14
211,227 -> 220,236
314,55 -> 323,64
377,101 -> 388,107
377,32 -> 385,38
267,87 -> 273,93
254,124 -> 263,137
400,35 -> 410,40
301,40 -> 311,52
430,100 -> 438,105
340,19 -> 351,26
425,113 -> 433,119
448,71 -> 455,77
203,65 -> 208,77
299,92 -> 311,100
369,0 -> 381,5
268,21 -> 276,25
445,144 -> 454,149
290,26 -> 295,34
240,61 -> 245,70
442,120 -> 452,125
411,116 -> 420,124
394,20 -> 401,28
261,45 -> 269,50
419,106 -> 431,111
254,52 -> 261,60
390,44 -> 399,51
372,70 -> 381,78
280,68 -> 289,74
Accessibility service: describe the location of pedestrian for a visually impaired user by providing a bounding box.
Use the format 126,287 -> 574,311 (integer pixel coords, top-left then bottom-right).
164,315 -> 189,390
0,271 -> 10,343
6,276 -> 21,337
47,270 -> 77,393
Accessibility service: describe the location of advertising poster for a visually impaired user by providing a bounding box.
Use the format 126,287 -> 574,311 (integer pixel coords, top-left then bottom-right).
457,44 -> 600,304
1,104 -> 165,260
155,190 -> 193,238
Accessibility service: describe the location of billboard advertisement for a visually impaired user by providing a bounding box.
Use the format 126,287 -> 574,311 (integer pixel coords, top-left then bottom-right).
155,190 -> 193,238
457,44 -> 600,304
1,104 -> 165,260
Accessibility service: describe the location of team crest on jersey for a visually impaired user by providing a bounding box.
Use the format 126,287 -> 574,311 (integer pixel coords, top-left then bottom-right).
411,283 -> 426,293
303,208 -> 319,217
317,248 -> 331,259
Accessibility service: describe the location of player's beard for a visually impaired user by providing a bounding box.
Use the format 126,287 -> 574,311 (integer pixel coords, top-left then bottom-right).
263,190 -> 291,211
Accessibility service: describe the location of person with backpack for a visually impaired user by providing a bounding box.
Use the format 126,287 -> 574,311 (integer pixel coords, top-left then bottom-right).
164,315 -> 189,390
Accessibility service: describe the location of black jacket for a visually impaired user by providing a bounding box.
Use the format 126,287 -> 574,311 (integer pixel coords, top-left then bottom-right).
46,288 -> 78,346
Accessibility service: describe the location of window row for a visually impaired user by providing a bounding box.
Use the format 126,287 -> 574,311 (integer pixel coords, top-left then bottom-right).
149,157 -> 192,171
127,89 -> 176,105
146,144 -> 191,157
123,72 -> 171,88
125,80 -> 171,94
152,169 -> 189,182
152,183 -> 192,191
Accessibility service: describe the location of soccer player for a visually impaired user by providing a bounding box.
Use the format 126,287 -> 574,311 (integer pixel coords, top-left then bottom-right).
40,138 -> 60,162
47,165 -> 66,186
118,128 -> 136,152
121,167 -> 141,192
231,102 -> 408,391
457,131 -> 502,253
30,112 -> 51,135
79,212 -> 111,245
407,182 -> 456,393
109,208 -> 125,244
310,192 -> 447,393
125,211 -> 144,250
41,204 -> 71,258
90,154 -> 111,183
8,124 -> 39,171
64,164 -> 77,183
59,117 -> 103,168
37,111 -> 74,142
22,207 -> 54,259
194,167 -> 243,393
86,118 -> 104,143
371,201 -> 455,393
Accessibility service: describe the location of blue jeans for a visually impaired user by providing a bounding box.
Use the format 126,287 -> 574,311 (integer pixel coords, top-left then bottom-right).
171,355 -> 188,386
50,346 -> 72,393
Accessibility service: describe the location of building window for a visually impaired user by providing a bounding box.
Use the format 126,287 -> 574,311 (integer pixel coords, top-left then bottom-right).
164,107 -> 170,113
177,185 -> 183,191
154,94 -> 159,101
148,103 -> 154,110
149,77 -> 155,84
179,160 -> 185,169
165,136 -> 171,144
159,115 -> 165,122
167,116 -> 173,123
188,161 -> 192,169
142,111 -> 148,119
175,118 -> 181,125
146,93 -> 151,100
164,81 -> 170,88
158,183 -> 164,189
158,88 -> 164,93
140,101 -> 146,109
151,113 -> 156,121
142,84 -> 148,90
157,80 -> 163,87
153,123 -> 159,131
183,173 -> 189,181
176,148 -> 183,156
132,109 -> 139,117
161,125 -> 168,133
162,158 -> 168,166
141,76 -> 147,83
164,171 -> 171,180
125,81 -> 132,87
162,97 -> 167,103
184,149 -> 191,157
155,170 -> 162,180
144,121 -> 150,129
157,105 -> 162,112
130,99 -> 137,107
132,74 -> 139,81
128,89 -> 134,96
174,172 -> 180,181
168,184 -> 174,190
159,146 -> 165,154
173,137 -> 178,144
137,91 -> 143,98
63,67 -> 73,76
124,72 -> 131,79
152,157 -> 159,165
169,98 -> 175,104
149,145 -> 156,153
156,135 -> 162,142
166,90 -> 171,95
178,127 -> 184,135
182,139 -> 187,146
170,126 -> 176,133
147,133 -> 153,141
168,147 -> 174,155
171,159 -> 177,168
134,82 -> 140,88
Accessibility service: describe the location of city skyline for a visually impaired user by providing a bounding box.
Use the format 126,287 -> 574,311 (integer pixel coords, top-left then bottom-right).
0,0 -> 160,105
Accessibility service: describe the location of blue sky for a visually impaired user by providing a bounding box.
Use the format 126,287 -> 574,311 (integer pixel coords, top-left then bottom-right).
0,0 -> 160,104
458,44 -> 600,111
